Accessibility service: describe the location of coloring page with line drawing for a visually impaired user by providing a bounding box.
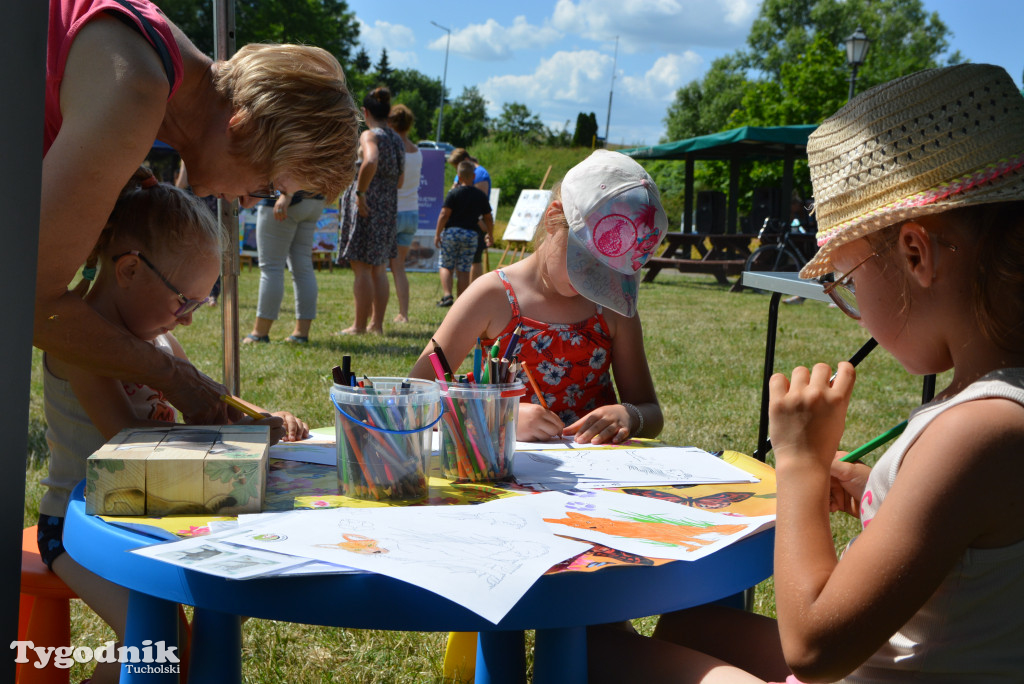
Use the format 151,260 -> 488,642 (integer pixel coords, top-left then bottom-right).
217,498 -> 590,623
494,489 -> 775,562
511,446 -> 758,490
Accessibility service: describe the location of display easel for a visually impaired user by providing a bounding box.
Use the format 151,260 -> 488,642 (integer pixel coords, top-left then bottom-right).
497,166 -> 552,267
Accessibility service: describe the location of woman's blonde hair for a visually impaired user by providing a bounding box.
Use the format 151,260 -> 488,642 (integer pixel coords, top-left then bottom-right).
214,44 -> 359,201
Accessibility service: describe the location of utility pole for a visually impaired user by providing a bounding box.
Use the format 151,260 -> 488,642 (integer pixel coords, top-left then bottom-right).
604,36 -> 619,147
431,21 -> 451,142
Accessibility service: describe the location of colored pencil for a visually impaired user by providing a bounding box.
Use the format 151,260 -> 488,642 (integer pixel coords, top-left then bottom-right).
520,362 -> 548,409
840,420 -> 908,463
219,394 -> 264,420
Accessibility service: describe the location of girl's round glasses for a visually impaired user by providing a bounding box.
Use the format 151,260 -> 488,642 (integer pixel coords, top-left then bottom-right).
113,250 -> 215,317
821,234 -> 958,320
821,252 -> 877,319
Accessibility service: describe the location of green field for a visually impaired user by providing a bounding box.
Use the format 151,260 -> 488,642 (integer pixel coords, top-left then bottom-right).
24,265 -> 940,682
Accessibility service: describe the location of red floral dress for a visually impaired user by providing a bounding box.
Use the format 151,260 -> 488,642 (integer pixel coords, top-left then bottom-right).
486,270 -> 617,425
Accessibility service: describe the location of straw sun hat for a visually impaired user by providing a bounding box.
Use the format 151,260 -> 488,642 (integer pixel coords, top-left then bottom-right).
800,63 -> 1024,278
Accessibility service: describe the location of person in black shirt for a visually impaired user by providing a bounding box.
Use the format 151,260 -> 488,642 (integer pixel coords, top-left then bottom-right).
434,161 -> 494,306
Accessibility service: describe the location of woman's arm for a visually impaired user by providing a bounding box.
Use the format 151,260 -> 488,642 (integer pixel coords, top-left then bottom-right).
355,130 -> 379,217
563,312 -> 663,443
36,16 -> 232,424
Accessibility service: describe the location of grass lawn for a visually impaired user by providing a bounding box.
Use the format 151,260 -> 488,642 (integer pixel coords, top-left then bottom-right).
23,262 -> 942,683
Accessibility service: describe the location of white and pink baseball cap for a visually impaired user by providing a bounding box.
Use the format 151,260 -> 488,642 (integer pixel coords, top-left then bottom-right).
562,150 -> 668,317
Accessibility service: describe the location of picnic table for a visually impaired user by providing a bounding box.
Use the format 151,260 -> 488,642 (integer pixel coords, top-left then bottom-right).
643,233 -> 754,288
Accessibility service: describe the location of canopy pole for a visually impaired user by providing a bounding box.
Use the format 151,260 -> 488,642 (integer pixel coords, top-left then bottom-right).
683,157 -> 694,233
213,0 -> 240,395
727,158 -> 739,234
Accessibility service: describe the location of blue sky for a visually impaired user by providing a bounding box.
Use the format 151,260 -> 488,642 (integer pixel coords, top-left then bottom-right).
345,0 -> 1024,147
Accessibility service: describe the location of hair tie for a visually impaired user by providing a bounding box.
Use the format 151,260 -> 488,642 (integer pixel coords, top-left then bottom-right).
82,266 -> 97,282
140,175 -> 159,188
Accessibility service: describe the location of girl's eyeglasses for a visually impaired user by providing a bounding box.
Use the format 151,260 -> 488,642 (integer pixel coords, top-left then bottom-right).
821,252 -> 877,319
113,250 -> 215,317
821,234 -> 958,320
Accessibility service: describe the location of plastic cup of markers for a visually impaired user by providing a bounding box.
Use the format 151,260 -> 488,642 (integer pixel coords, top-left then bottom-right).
439,381 -> 525,482
330,378 -> 442,502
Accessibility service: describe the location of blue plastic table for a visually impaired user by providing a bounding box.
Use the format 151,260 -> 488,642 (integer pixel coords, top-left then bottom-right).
63,479 -> 774,684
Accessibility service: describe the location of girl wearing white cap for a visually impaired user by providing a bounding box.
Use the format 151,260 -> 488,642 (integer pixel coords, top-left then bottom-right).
411,150 -> 667,444
592,63 -> 1024,683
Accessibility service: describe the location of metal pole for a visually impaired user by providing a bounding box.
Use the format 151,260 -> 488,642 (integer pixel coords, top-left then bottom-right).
604,36 -> 618,147
848,63 -> 858,101
214,0 -> 241,395
1,3 -> 45,668
432,22 -> 451,143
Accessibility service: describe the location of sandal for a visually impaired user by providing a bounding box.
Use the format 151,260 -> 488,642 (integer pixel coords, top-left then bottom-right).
436,294 -> 454,307
284,335 -> 308,344
242,333 -> 270,344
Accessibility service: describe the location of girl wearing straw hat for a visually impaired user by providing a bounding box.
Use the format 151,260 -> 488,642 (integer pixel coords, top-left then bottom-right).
592,63 -> 1024,682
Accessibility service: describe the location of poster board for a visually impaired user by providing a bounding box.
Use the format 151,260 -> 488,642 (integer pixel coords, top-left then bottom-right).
312,204 -> 339,254
404,148 -> 446,272
237,201 -> 341,260
502,189 -> 551,242
489,188 -> 500,218
238,207 -> 258,253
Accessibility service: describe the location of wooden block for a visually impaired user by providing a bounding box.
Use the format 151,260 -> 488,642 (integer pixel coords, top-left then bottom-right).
146,427 -> 221,516
86,425 -> 271,516
204,426 -> 269,515
86,429 -> 163,515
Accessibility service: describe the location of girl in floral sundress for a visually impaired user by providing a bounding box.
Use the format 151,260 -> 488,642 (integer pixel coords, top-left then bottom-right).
412,150 -> 666,444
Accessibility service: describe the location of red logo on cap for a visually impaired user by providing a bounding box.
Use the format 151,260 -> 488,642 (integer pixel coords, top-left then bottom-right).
592,214 -> 636,257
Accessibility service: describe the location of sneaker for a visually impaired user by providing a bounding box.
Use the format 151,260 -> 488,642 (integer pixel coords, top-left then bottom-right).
437,295 -> 454,307
782,295 -> 805,305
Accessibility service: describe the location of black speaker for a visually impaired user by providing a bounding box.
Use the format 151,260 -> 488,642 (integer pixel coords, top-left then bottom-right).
696,190 -> 726,234
750,187 -> 781,236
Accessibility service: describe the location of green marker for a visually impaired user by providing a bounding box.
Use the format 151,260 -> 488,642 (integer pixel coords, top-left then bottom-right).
840,420 -> 908,463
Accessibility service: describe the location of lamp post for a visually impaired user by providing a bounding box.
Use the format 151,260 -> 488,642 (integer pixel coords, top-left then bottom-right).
431,21 -> 451,142
845,27 -> 870,101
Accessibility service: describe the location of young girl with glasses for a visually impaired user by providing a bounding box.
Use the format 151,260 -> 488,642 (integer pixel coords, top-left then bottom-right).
591,64 -> 1024,683
38,168 -> 308,683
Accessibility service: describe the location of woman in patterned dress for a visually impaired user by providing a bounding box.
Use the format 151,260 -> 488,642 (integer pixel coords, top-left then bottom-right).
339,87 -> 405,334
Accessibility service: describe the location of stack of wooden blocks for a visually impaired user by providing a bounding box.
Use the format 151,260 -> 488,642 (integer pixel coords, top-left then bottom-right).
85,425 -> 270,516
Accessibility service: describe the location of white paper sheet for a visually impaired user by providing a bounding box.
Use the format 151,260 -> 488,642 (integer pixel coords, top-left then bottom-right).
269,435 -> 337,466
130,535 -> 310,579
495,489 -> 775,561
513,438 -> 630,451
511,446 -> 758,490
216,500 -> 591,623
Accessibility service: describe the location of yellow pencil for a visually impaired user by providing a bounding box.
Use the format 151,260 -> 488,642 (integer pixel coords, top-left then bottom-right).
219,394 -> 265,420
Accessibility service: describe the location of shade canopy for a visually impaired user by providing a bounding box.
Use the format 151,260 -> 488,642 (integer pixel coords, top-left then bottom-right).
620,125 -> 817,162
619,125 -> 818,233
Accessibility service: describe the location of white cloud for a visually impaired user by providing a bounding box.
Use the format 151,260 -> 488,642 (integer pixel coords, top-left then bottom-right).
480,50 -> 612,115
478,48 -> 704,147
551,0 -> 758,52
621,52 -> 703,101
358,19 -> 418,67
428,16 -> 562,61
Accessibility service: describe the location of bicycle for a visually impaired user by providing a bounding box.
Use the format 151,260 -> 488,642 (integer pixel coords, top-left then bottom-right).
743,217 -> 816,273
